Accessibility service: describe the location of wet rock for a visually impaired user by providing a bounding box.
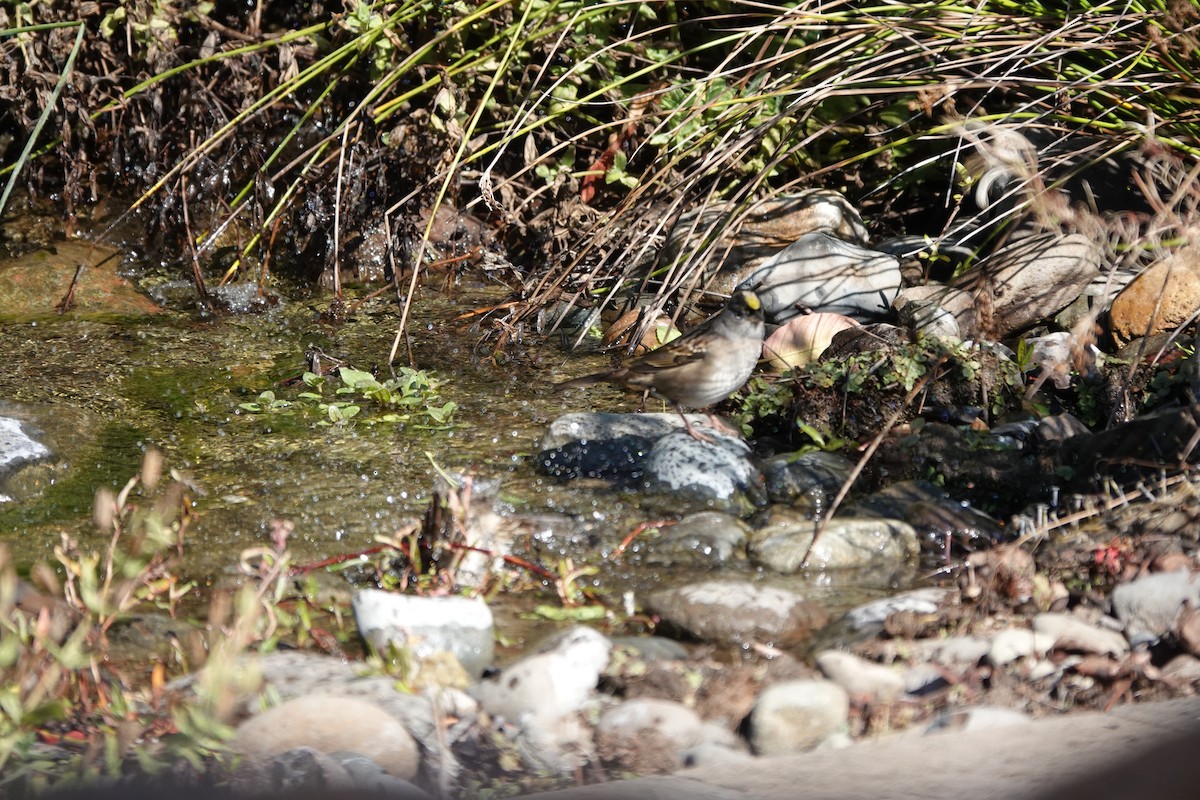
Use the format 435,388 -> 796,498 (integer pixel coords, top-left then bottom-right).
666,190 -> 870,295
1072,404 -> 1200,485
609,636 -> 691,662
925,706 -> 1031,734
595,698 -> 735,775
874,421 -> 1046,511
1033,412 -> 1090,445
738,232 -> 902,323
0,416 -> 50,488
0,241 -> 161,319
642,511 -> 749,569
208,282 -> 284,314
330,753 -> 433,797
748,509 -> 919,573
231,695 -> 420,781
893,284 -> 978,340
1108,254 -> 1200,345
537,412 -> 688,479
952,232 -> 1101,338
748,679 -> 849,754
1111,570 -> 1200,645
762,450 -> 854,512
646,579 -> 830,648
988,628 -> 1055,666
233,746 -> 354,795
763,313 -> 860,371
643,430 -> 766,511
472,626 -> 612,725
849,480 -> 1005,561
1033,612 -> 1129,657
815,650 -> 905,703
351,590 -> 494,679
843,588 -> 952,634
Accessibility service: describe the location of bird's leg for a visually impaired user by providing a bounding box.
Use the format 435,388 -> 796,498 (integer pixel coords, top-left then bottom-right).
677,406 -> 715,442
704,412 -> 742,437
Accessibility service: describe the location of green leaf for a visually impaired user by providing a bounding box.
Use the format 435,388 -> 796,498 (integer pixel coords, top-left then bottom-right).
530,604 -> 608,621
337,367 -> 379,389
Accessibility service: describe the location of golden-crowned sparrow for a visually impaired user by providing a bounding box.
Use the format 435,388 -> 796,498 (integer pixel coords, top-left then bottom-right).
557,290 -> 765,438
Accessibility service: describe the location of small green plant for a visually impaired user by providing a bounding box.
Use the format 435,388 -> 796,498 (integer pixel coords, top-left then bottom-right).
795,422 -> 849,454
240,365 -> 457,428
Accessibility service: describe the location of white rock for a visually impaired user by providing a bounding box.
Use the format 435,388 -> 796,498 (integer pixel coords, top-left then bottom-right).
232,695 -> 420,781
748,680 -> 849,755
816,650 -> 906,703
926,706 -> 1031,734
352,590 -> 495,677
1111,570 -> 1200,645
739,232 -> 902,323
1033,612 -> 1129,657
987,628 -> 1056,666
843,588 -> 951,632
472,626 -> 611,724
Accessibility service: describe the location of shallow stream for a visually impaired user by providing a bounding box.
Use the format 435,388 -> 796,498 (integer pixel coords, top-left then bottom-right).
0,264 -> 899,642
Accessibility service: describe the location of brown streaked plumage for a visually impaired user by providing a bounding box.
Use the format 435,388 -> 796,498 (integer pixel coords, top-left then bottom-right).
557,290 -> 765,438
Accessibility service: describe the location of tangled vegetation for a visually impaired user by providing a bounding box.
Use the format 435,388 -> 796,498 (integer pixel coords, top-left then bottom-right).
2,0 -> 1198,332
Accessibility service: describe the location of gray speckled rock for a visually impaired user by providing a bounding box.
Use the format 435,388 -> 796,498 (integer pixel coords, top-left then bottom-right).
330,753 -> 433,797
748,679 -> 849,755
537,412 -> 692,479
739,232 -> 902,323
642,511 -> 750,568
643,430 -> 766,511
748,510 -> 919,573
232,746 -> 354,796
221,651 -> 465,778
646,579 -> 829,647
1111,570 -> 1200,645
